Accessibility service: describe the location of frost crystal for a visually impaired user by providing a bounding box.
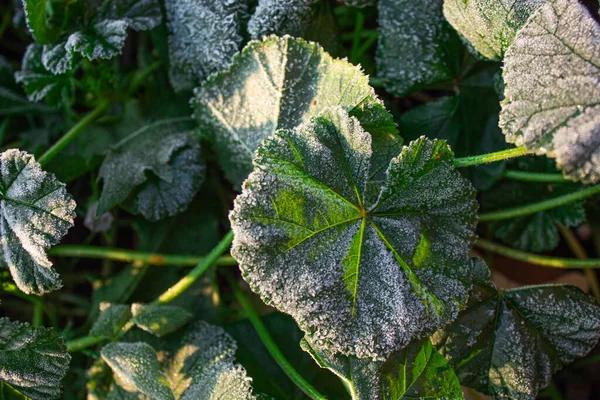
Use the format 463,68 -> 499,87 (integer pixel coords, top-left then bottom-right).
443,0 -> 546,60
500,0 -> 600,183
165,0 -> 247,91
0,149 -> 76,295
230,107 -> 478,360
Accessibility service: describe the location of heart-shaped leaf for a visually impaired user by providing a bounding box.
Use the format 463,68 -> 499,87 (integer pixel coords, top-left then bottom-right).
230,106 -> 478,359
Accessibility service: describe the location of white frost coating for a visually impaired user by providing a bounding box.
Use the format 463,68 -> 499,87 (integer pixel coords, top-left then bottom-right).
376,0 -> 455,96
0,150 -> 75,295
130,303 -> 193,337
165,321 -> 255,400
101,342 -> 175,400
165,0 -> 247,91
0,317 -> 71,400
443,0 -> 546,60
230,108 -> 478,360
500,0 -> 600,184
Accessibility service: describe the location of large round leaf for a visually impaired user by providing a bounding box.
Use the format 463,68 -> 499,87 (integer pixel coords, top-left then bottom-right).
230,107 -> 478,359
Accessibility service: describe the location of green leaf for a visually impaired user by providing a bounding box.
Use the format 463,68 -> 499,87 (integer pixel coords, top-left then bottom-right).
500,0 -> 600,184
101,342 -> 175,400
22,0 -> 84,44
432,258 -> 600,400
0,317 -> 71,400
376,0 -> 466,96
90,303 -> 133,340
482,157 -> 586,252
248,0 -> 340,56
14,44 -> 74,106
301,336 -> 463,399
0,149 -> 76,295
97,118 -> 205,221
443,0 -> 545,60
0,55 -> 51,115
131,303 -> 193,337
230,107 -> 478,359
165,0 -> 248,91
192,35 -> 391,189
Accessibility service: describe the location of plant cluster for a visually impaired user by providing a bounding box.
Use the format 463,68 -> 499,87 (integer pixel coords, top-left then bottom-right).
1,0 -> 600,399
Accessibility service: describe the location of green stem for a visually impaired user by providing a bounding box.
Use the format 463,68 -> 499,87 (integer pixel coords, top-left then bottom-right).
66,335 -> 105,353
32,303 -> 43,328
453,147 -> 529,168
128,60 -> 162,96
475,239 -> 600,269
350,11 -> 364,63
479,185 -> 600,222
227,273 -> 326,400
155,231 -> 234,304
38,101 -> 109,167
502,170 -> 567,183
50,244 -> 237,267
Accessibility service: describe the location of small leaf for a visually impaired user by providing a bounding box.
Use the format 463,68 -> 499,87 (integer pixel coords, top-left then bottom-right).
101,342 -> 175,400
14,44 -> 74,106
97,118 -> 205,221
443,0 -> 545,60
22,0 -> 84,44
500,0 -> 600,183
131,303 -> 193,337
433,258 -> 600,400
165,0 -> 248,91
0,149 -> 76,295
376,0 -> 465,96
90,303 -> 133,340
0,55 -> 51,115
230,107 -> 477,359
192,35 -> 390,188
0,317 -> 71,400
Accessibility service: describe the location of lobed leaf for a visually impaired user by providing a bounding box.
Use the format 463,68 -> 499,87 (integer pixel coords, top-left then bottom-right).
131,303 -> 193,337
500,0 -> 600,183
443,0 -> 546,60
0,55 -> 51,115
433,259 -> 600,400
192,35 -> 392,189
165,0 -> 248,91
230,107 -> 478,359
0,149 -> 76,295
0,317 -> 71,400
97,118 -> 205,221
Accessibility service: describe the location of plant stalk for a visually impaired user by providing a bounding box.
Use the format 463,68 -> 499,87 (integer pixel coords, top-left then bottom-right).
475,239 -> 600,269
38,101 -> 109,167
227,273 -> 327,400
479,185 -> 600,222
502,170 -> 568,183
453,147 -> 529,168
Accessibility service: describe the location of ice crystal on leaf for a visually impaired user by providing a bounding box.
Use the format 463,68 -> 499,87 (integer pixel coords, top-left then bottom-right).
230,106 -> 478,360
500,0 -> 600,183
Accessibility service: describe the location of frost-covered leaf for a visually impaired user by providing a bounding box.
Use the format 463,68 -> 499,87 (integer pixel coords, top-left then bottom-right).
192,35 -> 393,188
376,0 -> 465,96
230,107 -> 478,359
248,0 -> 340,56
164,321 -> 256,399
0,317 -> 71,400
0,55 -> 51,115
97,118 -> 205,221
500,0 -> 600,183
22,0 -> 84,44
345,0 -> 377,7
101,342 -> 175,400
165,0 -> 248,91
39,0 -> 162,74
443,0 -> 546,60
301,336 -> 462,400
432,258 -> 600,400
482,158 -> 586,252
131,304 -> 193,337
0,149 -> 76,295
90,303 -> 133,340
14,44 -> 74,106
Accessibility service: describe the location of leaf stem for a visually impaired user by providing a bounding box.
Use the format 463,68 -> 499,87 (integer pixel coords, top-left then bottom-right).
475,239 -> 600,269
557,224 -> 600,302
49,244 -> 237,267
479,185 -> 600,222
127,60 -> 162,96
502,170 -> 568,183
154,230 -> 234,304
453,147 -> 529,168
32,302 -> 43,328
38,101 -> 109,167
227,273 -> 327,400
